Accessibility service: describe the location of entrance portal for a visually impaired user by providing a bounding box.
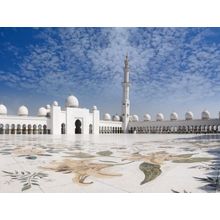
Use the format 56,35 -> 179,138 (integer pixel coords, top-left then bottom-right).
75,119 -> 82,134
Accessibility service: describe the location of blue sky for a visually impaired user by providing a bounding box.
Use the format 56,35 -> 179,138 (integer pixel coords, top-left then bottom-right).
0,27 -> 220,119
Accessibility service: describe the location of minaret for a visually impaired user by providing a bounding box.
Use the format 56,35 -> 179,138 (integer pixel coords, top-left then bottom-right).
122,54 -> 130,133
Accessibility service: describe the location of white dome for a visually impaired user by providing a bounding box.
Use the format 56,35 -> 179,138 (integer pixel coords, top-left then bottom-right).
38,107 -> 47,117
201,110 -> 210,120
66,95 -> 79,108
170,112 -> 178,121
143,114 -> 151,121
132,115 -> 139,122
185,111 -> 193,120
0,104 -> 7,115
46,104 -> 51,109
104,113 -> 111,121
53,101 -> 58,106
92,105 -> 97,111
18,105 -> 28,116
113,114 -> 120,121
156,113 -> 164,121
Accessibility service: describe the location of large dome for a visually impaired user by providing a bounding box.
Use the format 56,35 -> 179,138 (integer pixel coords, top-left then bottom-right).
132,115 -> 139,122
104,113 -> 111,121
65,95 -> 79,108
18,105 -> 28,116
38,107 -> 47,117
201,110 -> 210,120
113,114 -> 120,121
156,113 -> 164,121
0,104 -> 7,115
143,114 -> 151,121
185,111 -> 193,120
170,112 -> 178,121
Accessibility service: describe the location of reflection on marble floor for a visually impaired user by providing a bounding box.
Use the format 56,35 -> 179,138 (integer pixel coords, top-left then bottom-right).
0,134 -> 220,193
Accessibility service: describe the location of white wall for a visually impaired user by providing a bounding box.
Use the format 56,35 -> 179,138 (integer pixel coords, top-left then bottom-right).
51,105 -> 62,135
92,109 -> 100,134
0,115 -> 47,128
99,120 -> 122,127
129,118 -> 220,128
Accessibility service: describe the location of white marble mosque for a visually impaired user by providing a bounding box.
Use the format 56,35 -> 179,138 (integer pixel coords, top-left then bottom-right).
1,56 -> 220,193
0,55 -> 220,135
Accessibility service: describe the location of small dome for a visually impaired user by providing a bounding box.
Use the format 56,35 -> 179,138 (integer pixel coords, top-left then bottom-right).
104,113 -> 111,121
0,104 -> 7,115
66,95 -> 79,108
38,107 -> 47,117
156,113 -> 164,121
53,101 -> 58,106
185,111 -> 193,120
170,112 -> 178,121
201,110 -> 210,120
143,114 -> 151,121
46,104 -> 51,109
92,105 -> 97,111
18,105 -> 28,116
113,114 -> 120,121
132,115 -> 139,122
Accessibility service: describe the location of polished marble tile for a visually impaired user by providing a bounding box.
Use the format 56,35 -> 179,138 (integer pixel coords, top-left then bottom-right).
0,134 -> 219,193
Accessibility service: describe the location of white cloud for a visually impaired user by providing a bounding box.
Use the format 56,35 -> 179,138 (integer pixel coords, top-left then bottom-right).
1,28 -> 220,116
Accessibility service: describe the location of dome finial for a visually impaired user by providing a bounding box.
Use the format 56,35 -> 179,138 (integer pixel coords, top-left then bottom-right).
124,53 -> 129,67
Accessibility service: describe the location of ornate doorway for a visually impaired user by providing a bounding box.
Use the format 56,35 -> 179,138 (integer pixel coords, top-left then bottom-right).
75,119 -> 82,134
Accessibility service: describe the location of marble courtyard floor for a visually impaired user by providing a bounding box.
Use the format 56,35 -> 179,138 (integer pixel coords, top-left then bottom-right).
0,134 -> 220,193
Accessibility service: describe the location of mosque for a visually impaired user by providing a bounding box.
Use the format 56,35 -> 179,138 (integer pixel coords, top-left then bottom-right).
0,55 -> 220,135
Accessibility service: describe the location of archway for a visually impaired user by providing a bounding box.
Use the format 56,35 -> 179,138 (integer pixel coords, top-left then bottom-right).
0,124 -> 4,134
33,125 -> 37,134
22,124 -> 27,134
89,124 -> 92,134
61,123 -> 65,134
75,119 -> 82,134
11,124 -> 15,134
27,124 -> 32,134
5,124 -> 9,134
43,125 -> 47,134
17,124 -> 21,134
38,125 -> 42,134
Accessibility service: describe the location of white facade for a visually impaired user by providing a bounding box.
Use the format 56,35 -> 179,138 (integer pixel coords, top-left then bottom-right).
0,95 -> 101,135
1,56 -> 220,135
49,97 -> 101,135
